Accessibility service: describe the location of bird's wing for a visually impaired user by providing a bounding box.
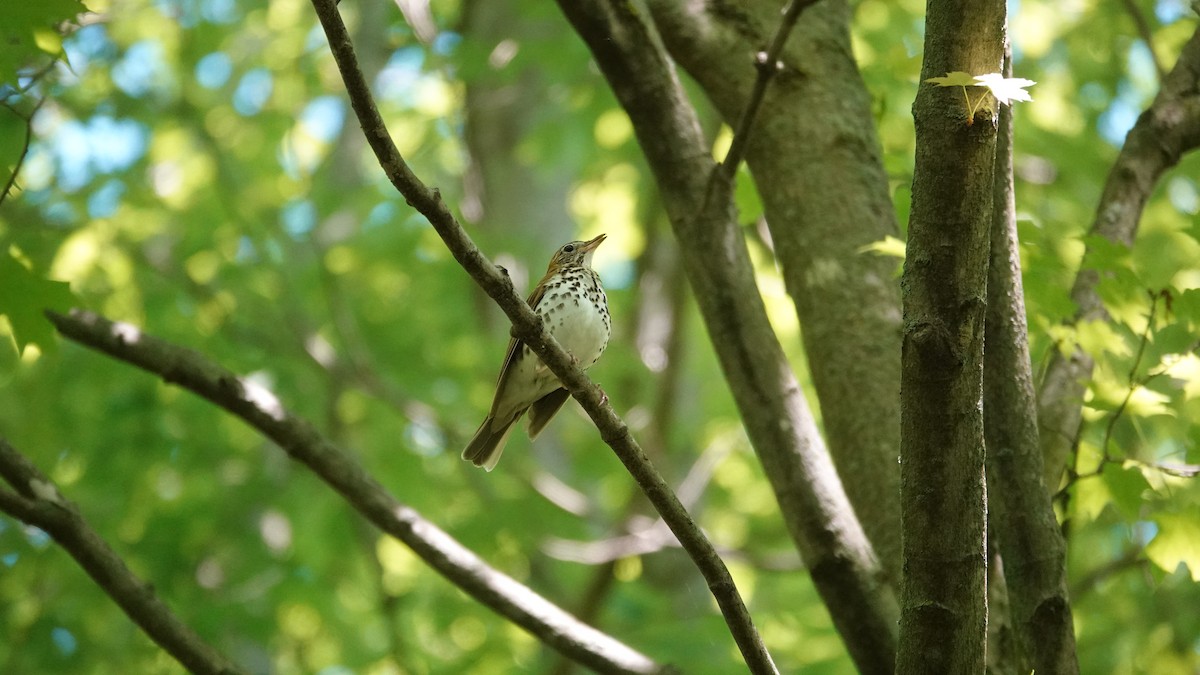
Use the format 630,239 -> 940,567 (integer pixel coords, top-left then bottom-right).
488,273 -> 555,417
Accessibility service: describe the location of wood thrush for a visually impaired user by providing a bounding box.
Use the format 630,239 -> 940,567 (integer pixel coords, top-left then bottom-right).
462,234 -> 611,471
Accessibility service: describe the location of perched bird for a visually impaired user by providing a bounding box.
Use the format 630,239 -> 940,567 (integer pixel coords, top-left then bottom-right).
462,234 -> 610,471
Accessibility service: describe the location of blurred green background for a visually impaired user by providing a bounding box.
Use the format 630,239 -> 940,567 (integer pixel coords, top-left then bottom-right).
2,0 -> 1199,673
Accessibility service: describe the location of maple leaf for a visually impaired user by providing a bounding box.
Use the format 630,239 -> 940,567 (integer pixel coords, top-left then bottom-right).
973,73 -> 1036,104
925,70 -> 1036,125
0,251 -> 76,354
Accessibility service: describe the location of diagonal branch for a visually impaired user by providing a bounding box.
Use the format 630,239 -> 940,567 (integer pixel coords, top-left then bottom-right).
1038,26 -> 1200,489
0,97 -> 45,207
306,0 -> 774,671
0,437 -> 245,675
46,309 -> 664,675
718,0 -> 821,178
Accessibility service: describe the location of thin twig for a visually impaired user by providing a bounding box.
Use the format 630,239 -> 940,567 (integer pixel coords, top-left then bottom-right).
13,60 -> 59,96
1069,546 -> 1146,600
47,309 -> 665,675
0,97 -> 45,207
718,0 -> 820,179
1054,294 -> 1200,497
1118,0 -> 1167,81
0,438 -> 245,675
1038,27 -> 1200,488
307,0 -> 772,670
1098,292 -> 1161,463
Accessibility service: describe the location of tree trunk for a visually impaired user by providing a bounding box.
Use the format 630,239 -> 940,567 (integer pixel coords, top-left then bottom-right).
897,0 -> 1005,670
983,50 -> 1080,675
647,0 -> 904,586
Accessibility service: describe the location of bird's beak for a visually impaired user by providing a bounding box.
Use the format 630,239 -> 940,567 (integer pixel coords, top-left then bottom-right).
580,233 -> 606,252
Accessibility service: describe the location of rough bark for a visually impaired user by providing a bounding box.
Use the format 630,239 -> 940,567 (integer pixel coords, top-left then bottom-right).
985,538 -> 1016,675
983,55 -> 1080,675
897,0 -> 1005,671
647,0 -> 904,584
1038,27 -> 1200,489
555,2 -> 898,673
984,51 -> 1080,672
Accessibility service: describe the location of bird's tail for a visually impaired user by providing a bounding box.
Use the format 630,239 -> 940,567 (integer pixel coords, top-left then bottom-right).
461,415 -> 517,471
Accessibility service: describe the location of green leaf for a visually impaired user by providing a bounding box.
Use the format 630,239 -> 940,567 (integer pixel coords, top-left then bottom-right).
1133,230 -> 1200,289
1123,387 -> 1172,417
1101,461 -> 1151,519
1146,512 -> 1200,581
0,251 -> 76,354
1075,318 -> 1130,360
734,164 -> 763,225
925,72 -> 1035,106
1151,322 -> 1194,357
1174,288 -> 1200,328
1,105 -> 32,194
1080,234 -> 1132,274
0,0 -> 86,86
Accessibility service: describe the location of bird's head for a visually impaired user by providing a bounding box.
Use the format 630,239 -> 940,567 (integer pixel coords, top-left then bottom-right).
548,233 -> 605,271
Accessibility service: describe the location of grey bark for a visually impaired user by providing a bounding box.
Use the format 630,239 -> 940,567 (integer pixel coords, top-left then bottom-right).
897,0 -> 1005,671
986,538 -> 1016,675
555,2 -> 898,672
983,54 -> 1080,675
647,0 -> 904,585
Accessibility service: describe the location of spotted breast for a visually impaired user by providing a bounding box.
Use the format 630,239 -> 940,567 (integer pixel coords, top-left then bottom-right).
461,234 -> 610,471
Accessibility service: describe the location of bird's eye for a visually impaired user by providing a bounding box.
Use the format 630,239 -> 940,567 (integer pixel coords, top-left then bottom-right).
563,244 -> 576,253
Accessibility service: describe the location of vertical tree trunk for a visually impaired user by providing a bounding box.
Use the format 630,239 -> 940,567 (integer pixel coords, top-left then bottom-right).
897,0 -> 1005,671
983,49 -> 1080,675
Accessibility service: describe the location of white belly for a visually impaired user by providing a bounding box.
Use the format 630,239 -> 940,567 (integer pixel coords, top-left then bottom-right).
491,269 -> 610,424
